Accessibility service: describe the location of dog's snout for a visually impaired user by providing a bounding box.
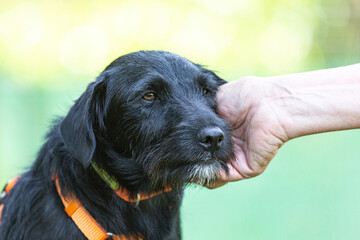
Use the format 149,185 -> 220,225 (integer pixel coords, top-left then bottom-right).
198,127 -> 224,153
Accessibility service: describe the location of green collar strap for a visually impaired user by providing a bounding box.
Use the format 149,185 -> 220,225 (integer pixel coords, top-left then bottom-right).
91,161 -> 120,190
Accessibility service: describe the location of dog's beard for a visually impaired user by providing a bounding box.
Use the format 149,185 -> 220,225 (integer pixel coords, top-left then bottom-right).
147,159 -> 228,189
187,161 -> 226,186
134,142 -> 230,189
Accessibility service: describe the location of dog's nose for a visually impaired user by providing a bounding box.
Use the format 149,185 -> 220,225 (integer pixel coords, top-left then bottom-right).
198,127 -> 224,153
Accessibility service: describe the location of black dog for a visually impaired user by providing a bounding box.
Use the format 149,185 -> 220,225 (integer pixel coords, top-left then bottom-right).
0,51 -> 233,240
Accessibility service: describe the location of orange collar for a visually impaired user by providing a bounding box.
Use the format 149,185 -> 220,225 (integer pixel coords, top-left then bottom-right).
56,163 -> 172,240
55,172 -> 173,240
1,172 -> 171,240
115,185 -> 173,204
55,168 -> 171,240
55,178 -> 141,240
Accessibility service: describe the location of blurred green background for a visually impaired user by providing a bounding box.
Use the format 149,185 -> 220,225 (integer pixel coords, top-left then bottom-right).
0,0 -> 359,239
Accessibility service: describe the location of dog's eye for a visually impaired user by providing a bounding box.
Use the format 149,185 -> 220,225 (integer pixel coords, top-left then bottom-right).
203,88 -> 210,95
143,92 -> 158,101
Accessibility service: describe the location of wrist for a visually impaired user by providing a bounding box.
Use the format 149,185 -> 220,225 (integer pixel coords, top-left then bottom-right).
264,65 -> 360,139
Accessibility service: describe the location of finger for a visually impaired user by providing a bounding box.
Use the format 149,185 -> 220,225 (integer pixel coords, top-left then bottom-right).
216,163 -> 246,182
229,145 -> 258,178
204,180 -> 228,189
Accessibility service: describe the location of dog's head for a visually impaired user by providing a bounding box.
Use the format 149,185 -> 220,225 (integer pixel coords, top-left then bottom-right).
60,51 -> 233,189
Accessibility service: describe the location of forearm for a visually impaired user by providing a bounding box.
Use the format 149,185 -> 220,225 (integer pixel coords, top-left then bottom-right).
265,64 -> 360,139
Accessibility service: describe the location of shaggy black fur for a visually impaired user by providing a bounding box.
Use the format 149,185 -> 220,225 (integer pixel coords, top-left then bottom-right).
0,51 -> 233,240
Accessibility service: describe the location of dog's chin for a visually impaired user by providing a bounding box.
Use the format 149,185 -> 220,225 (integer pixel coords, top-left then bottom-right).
186,160 -> 227,186
145,159 -> 228,189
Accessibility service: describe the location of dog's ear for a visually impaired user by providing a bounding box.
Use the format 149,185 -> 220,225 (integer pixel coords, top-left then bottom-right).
60,74 -> 108,167
198,66 -> 227,86
209,71 -> 227,86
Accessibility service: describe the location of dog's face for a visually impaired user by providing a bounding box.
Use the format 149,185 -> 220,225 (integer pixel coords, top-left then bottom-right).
60,51 -> 233,188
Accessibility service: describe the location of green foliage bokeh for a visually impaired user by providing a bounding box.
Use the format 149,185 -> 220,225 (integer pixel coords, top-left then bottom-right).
0,0 -> 359,239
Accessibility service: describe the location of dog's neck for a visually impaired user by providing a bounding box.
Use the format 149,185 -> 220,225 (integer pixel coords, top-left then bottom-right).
92,138 -> 176,197
91,161 -> 172,204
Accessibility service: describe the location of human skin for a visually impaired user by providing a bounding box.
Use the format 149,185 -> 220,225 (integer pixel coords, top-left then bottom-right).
211,64 -> 360,188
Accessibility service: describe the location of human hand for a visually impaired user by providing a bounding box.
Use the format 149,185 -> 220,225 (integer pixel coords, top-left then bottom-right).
209,64 -> 360,189
209,77 -> 290,188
